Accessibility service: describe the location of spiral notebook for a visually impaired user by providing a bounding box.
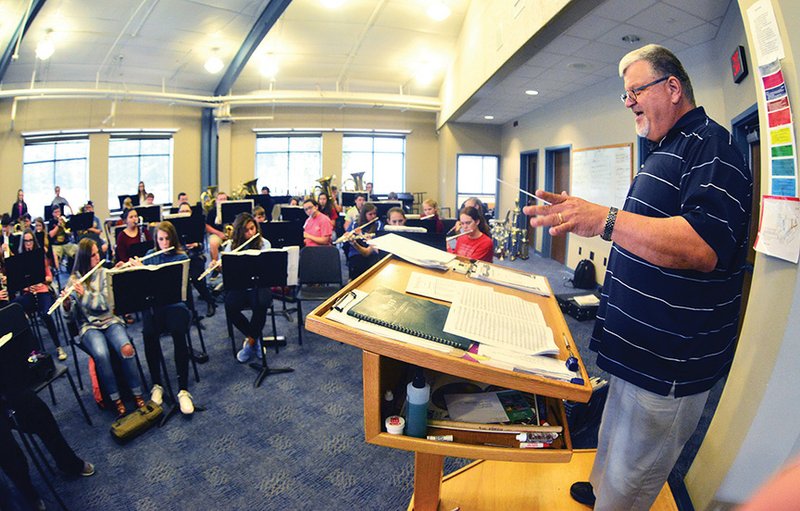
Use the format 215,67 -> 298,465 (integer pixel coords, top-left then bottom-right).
346,287 -> 472,350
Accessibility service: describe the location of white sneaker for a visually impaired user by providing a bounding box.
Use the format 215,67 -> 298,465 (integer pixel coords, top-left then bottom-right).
150,384 -> 164,406
57,346 -> 68,361
177,390 -> 194,415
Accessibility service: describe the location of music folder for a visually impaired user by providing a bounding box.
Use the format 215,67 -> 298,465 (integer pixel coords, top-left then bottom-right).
107,259 -> 189,315
221,250 -> 288,291
5,248 -> 46,294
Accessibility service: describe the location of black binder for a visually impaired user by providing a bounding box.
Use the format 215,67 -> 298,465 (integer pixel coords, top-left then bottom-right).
347,287 -> 472,350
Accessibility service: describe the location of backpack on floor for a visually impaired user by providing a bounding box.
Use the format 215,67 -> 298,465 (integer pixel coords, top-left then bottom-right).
570,259 -> 596,289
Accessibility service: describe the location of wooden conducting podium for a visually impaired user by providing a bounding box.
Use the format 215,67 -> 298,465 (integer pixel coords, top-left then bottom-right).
305,256 -> 593,511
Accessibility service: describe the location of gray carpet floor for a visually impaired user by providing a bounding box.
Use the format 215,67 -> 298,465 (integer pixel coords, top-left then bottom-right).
2,250 -> 719,510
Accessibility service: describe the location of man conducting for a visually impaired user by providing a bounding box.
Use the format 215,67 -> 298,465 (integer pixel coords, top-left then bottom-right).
525,44 -> 753,510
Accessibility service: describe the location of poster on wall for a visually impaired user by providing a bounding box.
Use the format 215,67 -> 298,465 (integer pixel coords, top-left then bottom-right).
754,195 -> 800,263
759,61 -> 798,197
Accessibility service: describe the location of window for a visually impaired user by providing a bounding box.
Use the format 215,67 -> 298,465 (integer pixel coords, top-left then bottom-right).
108,137 -> 173,209
342,135 -> 405,194
22,139 -> 90,218
255,135 -> 322,196
456,154 -> 498,214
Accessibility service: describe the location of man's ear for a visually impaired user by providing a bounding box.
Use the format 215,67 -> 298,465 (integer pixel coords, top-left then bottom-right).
667,76 -> 683,104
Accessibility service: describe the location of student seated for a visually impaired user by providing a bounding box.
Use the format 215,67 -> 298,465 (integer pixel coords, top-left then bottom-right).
129,222 -> 194,415
205,191 -> 229,267
12,229 -> 68,361
448,206 -> 493,263
222,213 -> 273,363
47,205 -> 77,270
302,198 -> 333,247
385,207 -> 406,226
317,192 -> 338,227
343,202 -> 383,280
61,238 -> 145,416
421,199 -> 445,233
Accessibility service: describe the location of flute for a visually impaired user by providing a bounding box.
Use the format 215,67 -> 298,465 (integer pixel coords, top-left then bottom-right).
197,233 -> 260,281
118,246 -> 175,269
47,259 -> 105,315
446,230 -> 472,242
419,214 -> 435,220
336,216 -> 379,244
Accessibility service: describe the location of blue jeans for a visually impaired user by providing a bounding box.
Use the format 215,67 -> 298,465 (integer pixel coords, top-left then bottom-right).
79,324 -> 143,401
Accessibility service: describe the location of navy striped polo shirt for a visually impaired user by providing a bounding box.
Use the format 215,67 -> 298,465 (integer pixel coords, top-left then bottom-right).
590,107 -> 753,397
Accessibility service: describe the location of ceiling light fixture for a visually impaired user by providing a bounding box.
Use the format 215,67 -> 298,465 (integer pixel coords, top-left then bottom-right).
427,1 -> 451,21
484,115 -> 494,120
36,30 -> 55,60
260,55 -> 279,79
320,0 -> 345,8
204,50 -> 224,74
525,90 -> 539,96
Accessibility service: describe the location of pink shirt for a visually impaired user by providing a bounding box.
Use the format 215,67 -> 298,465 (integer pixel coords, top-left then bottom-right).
449,232 -> 494,262
303,212 -> 333,246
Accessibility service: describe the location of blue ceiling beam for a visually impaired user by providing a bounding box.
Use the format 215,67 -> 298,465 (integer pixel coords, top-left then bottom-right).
0,0 -> 48,82
214,0 -> 292,97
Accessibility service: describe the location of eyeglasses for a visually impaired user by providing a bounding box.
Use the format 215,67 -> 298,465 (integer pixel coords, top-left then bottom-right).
303,206 -> 314,211
620,76 -> 669,103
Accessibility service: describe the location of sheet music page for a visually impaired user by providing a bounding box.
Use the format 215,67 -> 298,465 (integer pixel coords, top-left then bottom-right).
369,233 -> 455,268
444,286 -> 556,356
405,271 -> 478,303
470,261 -> 551,296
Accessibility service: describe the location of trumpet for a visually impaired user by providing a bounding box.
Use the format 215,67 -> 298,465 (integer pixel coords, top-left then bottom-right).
58,215 -> 72,235
47,259 -> 105,315
197,233 -> 260,281
118,246 -> 174,269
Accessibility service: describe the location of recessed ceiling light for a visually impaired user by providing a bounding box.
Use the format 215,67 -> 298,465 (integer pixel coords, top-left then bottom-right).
36,38 -> 55,60
260,55 -> 279,79
621,34 -> 641,44
427,1 -> 451,21
484,115 -> 494,120
204,55 -> 224,74
525,90 -> 539,96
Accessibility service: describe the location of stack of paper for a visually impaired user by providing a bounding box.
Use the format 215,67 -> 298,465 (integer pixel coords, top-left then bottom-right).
469,261 -> 551,297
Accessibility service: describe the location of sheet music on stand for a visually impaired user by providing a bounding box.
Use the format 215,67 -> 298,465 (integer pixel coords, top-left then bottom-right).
106,260 -> 189,314
443,285 -> 557,357
368,233 -> 455,270
468,261 -> 551,297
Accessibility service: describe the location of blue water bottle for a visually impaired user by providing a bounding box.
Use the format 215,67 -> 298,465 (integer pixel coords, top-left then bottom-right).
405,367 -> 430,438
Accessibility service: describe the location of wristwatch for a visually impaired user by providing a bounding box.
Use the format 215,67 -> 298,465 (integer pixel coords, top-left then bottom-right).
601,207 -> 618,242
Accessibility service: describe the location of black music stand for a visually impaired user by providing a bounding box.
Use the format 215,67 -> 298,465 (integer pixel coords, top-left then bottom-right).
373,201 -> 403,220
67,212 -> 93,232
44,205 -> 53,221
271,195 -> 292,206
166,214 -> 205,247
221,200 -> 253,224
405,218 -> 435,232
6,248 -> 46,295
117,195 -> 140,209
279,205 -> 306,223
260,221 -> 304,248
340,191 -> 362,208
135,205 -> 161,224
221,251 -> 294,388
246,194 -> 275,221
108,259 -> 201,424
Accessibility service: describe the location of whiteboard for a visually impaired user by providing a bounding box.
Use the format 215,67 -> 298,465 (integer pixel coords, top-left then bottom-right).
571,144 -> 633,209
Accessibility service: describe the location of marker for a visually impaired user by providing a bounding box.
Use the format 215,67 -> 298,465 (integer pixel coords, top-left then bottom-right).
496,178 -> 552,205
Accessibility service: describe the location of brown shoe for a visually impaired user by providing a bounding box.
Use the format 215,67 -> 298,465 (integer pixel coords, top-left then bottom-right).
114,399 -> 126,416
134,395 -> 146,409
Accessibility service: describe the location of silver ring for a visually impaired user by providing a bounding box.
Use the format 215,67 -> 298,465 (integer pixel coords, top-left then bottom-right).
557,213 -> 564,225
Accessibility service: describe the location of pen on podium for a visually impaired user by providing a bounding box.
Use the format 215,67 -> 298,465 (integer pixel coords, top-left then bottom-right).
562,332 -> 579,372
496,178 -> 552,206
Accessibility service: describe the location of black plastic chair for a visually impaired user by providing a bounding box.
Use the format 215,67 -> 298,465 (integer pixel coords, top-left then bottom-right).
0,303 -> 92,426
294,246 -> 344,344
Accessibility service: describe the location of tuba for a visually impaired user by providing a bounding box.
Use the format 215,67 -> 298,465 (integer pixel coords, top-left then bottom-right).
342,171 -> 365,191
313,175 -> 335,200
232,178 -> 259,200
201,185 -> 218,213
